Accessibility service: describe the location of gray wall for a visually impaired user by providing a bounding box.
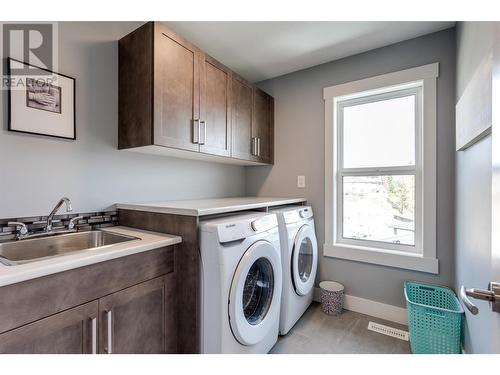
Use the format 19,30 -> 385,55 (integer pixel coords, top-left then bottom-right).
455,22 -> 495,354
247,28 -> 456,307
0,22 -> 246,218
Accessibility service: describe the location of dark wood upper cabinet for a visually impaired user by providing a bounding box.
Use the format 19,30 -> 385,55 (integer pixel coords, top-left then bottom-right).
252,87 -> 274,164
119,22 -> 199,152
154,25 -> 200,152
0,302 -> 98,354
231,75 -> 254,161
118,22 -> 154,149
99,276 -> 169,354
199,55 -> 231,157
118,21 -> 274,165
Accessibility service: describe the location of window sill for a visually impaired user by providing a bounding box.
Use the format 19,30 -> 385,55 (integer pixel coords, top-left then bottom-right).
323,243 -> 439,274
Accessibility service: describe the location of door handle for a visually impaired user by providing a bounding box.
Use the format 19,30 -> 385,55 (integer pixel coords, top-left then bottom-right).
193,119 -> 200,144
251,137 -> 256,156
199,120 -> 207,145
460,282 -> 500,315
257,137 -> 261,157
460,286 -> 479,315
91,317 -> 97,354
105,310 -> 113,354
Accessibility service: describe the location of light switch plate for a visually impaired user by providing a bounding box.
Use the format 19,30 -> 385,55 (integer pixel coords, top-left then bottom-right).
297,175 -> 305,188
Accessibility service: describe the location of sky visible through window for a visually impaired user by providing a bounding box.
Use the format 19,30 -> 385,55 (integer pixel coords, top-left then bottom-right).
343,95 -> 415,168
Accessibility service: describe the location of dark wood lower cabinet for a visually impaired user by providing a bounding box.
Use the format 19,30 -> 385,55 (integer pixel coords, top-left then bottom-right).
0,302 -> 98,354
98,276 -> 168,354
0,245 -> 177,354
118,210 -> 199,354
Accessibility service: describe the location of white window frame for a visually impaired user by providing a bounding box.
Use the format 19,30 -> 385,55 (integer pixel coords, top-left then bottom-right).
323,63 -> 439,274
337,86 -> 422,253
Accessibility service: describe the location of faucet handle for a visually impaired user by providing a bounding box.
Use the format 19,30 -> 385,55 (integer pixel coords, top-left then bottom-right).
68,216 -> 84,230
64,198 -> 73,212
8,222 -> 28,236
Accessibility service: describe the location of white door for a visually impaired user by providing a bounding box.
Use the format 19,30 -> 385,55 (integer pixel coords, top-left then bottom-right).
228,240 -> 282,346
490,27 -> 500,352
291,224 -> 318,296
459,25 -> 500,353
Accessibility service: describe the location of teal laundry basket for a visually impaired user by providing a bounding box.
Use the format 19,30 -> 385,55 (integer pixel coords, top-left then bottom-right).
404,281 -> 464,354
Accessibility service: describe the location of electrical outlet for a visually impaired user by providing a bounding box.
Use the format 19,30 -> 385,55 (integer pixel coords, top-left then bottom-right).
297,175 -> 306,188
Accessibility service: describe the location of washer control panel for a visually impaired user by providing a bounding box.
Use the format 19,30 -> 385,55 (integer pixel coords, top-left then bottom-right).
213,213 -> 278,243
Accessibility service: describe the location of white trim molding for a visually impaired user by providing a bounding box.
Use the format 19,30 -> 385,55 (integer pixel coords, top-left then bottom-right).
323,244 -> 438,274
314,288 -> 408,325
323,63 -> 439,274
323,63 -> 439,100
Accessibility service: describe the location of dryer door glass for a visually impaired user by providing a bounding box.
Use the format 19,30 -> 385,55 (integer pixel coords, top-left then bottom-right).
297,237 -> 313,282
292,224 -> 318,296
242,257 -> 274,325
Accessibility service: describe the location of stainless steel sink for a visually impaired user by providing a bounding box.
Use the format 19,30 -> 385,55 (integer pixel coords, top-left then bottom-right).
0,230 -> 139,266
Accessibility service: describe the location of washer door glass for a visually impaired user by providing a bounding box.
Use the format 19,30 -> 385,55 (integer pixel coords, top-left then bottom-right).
292,224 -> 318,296
229,240 -> 282,346
242,257 -> 274,325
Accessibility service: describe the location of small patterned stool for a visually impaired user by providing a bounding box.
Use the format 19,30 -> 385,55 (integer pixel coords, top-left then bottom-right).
319,281 -> 344,316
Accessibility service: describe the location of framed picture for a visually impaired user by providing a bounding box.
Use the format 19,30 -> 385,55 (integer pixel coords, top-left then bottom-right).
8,58 -> 76,140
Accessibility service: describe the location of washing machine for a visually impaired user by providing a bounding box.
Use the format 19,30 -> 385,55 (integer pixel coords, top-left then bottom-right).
270,205 -> 318,335
199,211 -> 282,354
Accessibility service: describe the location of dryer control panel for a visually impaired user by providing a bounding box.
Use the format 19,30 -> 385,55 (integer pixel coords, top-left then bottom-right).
282,206 -> 313,224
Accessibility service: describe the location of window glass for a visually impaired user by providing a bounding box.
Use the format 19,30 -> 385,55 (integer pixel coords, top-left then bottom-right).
342,175 -> 415,246
342,95 -> 415,169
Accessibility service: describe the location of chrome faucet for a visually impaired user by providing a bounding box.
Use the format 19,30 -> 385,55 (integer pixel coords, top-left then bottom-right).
46,197 -> 73,232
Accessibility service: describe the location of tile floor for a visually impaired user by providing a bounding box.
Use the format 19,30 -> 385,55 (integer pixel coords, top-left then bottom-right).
270,303 -> 411,354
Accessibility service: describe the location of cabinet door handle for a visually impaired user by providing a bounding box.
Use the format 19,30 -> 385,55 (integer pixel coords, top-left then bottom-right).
91,317 -> 97,354
251,137 -> 256,156
257,137 -> 261,157
199,120 -> 207,145
193,119 -> 200,144
105,310 -> 113,354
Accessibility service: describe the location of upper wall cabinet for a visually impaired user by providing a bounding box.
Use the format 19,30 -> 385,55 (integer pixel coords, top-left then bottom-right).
199,55 -> 232,157
252,87 -> 274,164
118,22 -> 274,166
231,75 -> 253,161
153,26 -> 200,152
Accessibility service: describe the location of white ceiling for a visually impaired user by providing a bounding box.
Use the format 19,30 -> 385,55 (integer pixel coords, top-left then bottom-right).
164,22 -> 455,82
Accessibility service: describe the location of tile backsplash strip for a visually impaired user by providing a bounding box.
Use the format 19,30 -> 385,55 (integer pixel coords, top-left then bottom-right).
0,211 -> 119,241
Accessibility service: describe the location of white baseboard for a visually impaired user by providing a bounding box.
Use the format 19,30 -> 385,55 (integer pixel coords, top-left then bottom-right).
314,287 -> 408,325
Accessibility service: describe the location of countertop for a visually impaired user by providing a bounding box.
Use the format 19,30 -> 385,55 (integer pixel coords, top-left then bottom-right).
0,226 -> 181,287
116,197 -> 306,217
